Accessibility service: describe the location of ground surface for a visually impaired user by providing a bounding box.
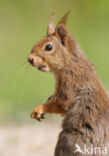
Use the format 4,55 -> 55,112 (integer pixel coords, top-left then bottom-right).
0,121 -> 61,156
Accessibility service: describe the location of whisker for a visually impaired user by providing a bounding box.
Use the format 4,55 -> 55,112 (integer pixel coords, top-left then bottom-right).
17,61 -> 28,69
17,56 -> 28,62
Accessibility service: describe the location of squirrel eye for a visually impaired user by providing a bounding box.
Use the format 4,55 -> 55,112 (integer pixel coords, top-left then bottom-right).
45,44 -> 53,51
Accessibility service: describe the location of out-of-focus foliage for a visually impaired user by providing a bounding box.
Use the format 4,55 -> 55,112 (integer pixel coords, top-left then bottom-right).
0,0 -> 109,123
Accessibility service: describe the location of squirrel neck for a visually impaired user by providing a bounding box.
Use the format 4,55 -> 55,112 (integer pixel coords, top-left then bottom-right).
55,49 -> 97,92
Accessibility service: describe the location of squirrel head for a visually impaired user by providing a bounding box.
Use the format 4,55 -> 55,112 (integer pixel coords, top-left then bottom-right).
28,11 -> 75,73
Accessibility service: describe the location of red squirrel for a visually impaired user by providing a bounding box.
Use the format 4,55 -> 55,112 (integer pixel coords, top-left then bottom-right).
28,12 -> 109,156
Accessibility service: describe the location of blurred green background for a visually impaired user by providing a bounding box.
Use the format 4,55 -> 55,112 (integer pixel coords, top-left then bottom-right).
0,0 -> 109,124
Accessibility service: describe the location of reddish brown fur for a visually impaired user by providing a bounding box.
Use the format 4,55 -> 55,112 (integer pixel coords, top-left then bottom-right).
28,12 -> 109,156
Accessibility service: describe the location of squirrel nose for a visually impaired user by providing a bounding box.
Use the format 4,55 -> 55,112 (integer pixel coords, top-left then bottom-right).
28,57 -> 34,64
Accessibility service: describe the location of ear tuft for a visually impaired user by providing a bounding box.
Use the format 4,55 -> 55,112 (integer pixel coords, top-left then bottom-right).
47,11 -> 55,35
57,10 -> 71,26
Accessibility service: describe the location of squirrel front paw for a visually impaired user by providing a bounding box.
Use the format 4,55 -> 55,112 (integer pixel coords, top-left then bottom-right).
31,111 -> 45,121
31,105 -> 45,121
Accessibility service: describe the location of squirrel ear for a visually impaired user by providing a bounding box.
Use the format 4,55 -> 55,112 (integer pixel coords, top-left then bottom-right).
54,11 -> 71,46
55,24 -> 68,46
47,11 -> 55,35
55,11 -> 74,52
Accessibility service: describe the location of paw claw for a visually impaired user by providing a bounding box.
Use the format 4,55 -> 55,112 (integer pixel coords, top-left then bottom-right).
34,112 -> 37,118
38,118 -> 41,122
41,113 -> 45,119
